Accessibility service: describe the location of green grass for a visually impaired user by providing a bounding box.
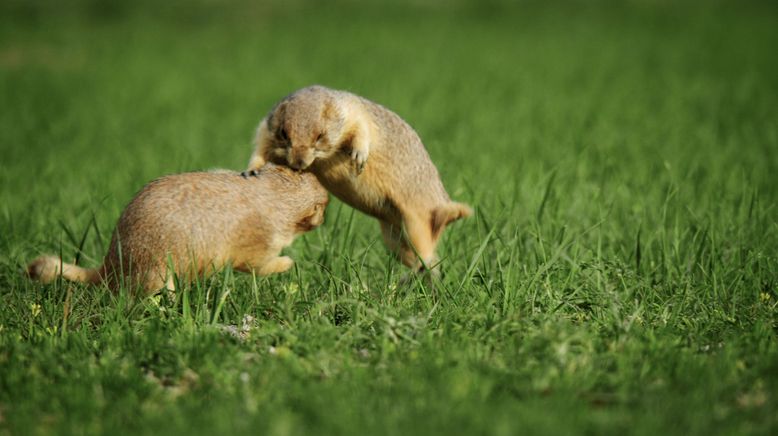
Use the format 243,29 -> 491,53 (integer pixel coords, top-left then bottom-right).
1,0 -> 777,434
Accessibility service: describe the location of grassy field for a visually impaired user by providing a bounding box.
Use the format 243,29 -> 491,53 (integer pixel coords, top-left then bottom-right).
1,0 -> 777,434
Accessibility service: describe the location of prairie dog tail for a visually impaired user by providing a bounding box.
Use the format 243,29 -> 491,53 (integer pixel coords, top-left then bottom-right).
431,202 -> 473,240
27,255 -> 102,285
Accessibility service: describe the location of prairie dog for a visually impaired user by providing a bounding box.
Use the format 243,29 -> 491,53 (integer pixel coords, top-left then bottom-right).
27,164 -> 328,294
246,85 -> 471,271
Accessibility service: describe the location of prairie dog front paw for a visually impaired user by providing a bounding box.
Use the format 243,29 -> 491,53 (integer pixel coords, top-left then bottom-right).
351,145 -> 369,174
246,154 -> 266,173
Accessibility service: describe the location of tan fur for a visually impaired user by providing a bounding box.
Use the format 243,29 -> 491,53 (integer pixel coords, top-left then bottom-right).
247,85 -> 472,270
27,164 -> 329,294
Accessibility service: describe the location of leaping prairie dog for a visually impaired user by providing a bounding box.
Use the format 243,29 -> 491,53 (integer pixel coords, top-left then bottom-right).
27,164 -> 328,295
246,85 -> 471,271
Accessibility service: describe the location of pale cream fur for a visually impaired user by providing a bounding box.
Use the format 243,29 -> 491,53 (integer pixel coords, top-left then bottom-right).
27,164 -> 328,294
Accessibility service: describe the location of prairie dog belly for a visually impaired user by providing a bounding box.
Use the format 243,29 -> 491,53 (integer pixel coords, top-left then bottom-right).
311,156 -> 398,222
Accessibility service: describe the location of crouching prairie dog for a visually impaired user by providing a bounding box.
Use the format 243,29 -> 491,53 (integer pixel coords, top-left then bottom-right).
27,164 -> 328,294
246,85 -> 471,271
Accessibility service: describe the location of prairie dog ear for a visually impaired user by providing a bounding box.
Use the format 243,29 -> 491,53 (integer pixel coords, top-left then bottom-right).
295,208 -> 319,232
253,118 -> 270,147
268,100 -> 288,130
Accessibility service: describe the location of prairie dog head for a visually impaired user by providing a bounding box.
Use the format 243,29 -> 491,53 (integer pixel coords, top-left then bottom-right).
264,86 -> 345,170
293,169 -> 329,233
295,200 -> 328,233
257,163 -> 330,231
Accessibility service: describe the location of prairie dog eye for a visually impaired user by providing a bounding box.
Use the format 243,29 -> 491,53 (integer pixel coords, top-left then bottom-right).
316,133 -> 324,142
278,128 -> 289,141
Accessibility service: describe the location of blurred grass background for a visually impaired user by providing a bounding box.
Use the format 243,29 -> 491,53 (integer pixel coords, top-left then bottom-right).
1,0 -> 777,435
